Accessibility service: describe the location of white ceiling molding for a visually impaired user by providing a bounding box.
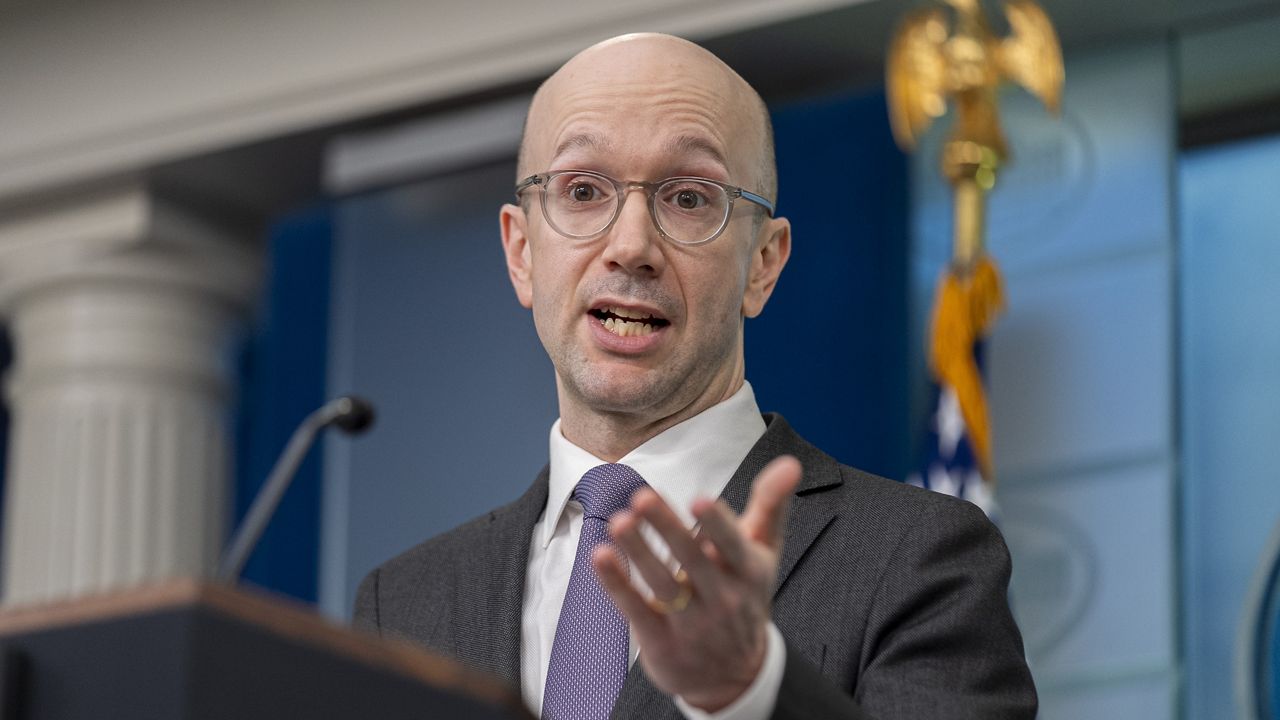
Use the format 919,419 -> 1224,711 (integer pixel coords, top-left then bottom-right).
0,0 -> 868,205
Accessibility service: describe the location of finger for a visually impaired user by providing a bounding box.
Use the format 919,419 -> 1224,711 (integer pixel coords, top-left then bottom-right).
609,511 -> 684,601
692,500 -> 750,574
741,456 -> 802,549
592,544 -> 666,636
631,489 -> 717,589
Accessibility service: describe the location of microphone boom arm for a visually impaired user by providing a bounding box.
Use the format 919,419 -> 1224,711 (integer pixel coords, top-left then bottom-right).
217,396 -> 373,584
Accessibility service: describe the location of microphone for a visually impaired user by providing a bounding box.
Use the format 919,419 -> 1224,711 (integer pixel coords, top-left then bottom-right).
217,395 -> 375,584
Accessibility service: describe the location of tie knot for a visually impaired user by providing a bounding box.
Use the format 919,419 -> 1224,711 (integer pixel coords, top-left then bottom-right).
574,464 -> 647,520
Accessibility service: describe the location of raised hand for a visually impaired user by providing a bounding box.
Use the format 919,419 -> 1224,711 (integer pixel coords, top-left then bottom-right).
592,455 -> 802,712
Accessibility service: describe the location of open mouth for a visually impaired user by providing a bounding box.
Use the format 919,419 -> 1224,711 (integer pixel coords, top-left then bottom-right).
588,306 -> 671,338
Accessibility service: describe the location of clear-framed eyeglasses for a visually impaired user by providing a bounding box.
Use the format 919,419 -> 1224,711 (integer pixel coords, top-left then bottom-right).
514,169 -> 775,246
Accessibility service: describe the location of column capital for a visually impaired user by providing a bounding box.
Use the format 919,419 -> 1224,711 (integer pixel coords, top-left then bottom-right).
0,180 -> 262,315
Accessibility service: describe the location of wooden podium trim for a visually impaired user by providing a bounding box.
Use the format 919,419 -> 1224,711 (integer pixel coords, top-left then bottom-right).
0,578 -> 528,715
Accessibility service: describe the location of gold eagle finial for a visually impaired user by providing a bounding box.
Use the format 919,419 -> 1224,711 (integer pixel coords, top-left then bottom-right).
888,0 -> 1063,158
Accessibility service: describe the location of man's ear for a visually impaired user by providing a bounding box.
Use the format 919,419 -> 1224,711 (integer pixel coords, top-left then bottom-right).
500,202 -> 534,309
742,217 -> 791,318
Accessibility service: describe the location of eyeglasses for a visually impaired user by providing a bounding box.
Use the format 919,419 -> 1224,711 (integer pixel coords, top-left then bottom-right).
514,170 -> 775,246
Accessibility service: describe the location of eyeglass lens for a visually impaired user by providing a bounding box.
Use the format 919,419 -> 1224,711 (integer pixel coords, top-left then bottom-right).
542,172 -> 730,244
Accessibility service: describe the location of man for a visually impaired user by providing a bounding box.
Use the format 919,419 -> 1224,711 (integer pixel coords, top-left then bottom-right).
354,33 -> 1036,720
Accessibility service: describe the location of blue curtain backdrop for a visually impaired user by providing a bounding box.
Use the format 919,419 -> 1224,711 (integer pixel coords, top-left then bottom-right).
749,89 -> 909,480
234,204 -> 333,601
242,87 -> 909,602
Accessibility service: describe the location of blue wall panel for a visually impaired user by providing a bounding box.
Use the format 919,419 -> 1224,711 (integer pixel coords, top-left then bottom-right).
1180,132 -> 1280,720
1001,460 -> 1174,677
992,254 -> 1172,477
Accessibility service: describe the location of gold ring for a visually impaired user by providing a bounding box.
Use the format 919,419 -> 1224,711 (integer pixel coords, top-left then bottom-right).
648,569 -> 694,614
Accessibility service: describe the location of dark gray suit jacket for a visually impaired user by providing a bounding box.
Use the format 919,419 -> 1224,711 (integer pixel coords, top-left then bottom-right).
354,414 -> 1037,719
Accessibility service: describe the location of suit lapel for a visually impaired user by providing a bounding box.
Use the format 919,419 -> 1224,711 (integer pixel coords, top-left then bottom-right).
451,468 -> 548,688
611,414 -> 843,718
718,414 -> 843,595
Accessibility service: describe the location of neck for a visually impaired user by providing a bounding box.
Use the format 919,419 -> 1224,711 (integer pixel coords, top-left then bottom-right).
557,372 -> 745,462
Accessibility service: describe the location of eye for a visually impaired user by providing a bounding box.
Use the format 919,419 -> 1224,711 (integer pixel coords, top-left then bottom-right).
570,182 -> 597,202
556,174 -> 612,205
675,189 -> 705,210
661,182 -> 715,212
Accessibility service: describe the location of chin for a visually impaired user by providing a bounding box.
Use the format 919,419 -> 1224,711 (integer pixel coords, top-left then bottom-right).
565,365 -> 677,416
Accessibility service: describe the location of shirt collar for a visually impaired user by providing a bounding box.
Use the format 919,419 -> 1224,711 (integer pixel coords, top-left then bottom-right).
542,381 -> 766,548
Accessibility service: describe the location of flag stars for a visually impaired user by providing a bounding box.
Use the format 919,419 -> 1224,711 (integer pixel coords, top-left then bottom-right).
935,388 -> 965,460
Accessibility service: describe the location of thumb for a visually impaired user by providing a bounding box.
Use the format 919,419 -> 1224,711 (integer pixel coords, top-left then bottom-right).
740,455 -> 802,549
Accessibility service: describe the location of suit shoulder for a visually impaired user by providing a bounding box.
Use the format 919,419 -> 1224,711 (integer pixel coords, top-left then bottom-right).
353,511 -> 486,624
370,498 -> 519,581
821,461 -> 1002,554
379,468 -> 547,575
838,463 -> 986,515
354,474 -> 546,633
762,413 -> 994,539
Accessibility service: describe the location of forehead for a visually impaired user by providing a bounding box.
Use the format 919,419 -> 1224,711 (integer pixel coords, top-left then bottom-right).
526,40 -> 761,180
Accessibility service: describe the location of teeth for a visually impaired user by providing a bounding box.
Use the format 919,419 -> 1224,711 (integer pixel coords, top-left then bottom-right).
607,306 -> 656,321
601,316 -> 655,337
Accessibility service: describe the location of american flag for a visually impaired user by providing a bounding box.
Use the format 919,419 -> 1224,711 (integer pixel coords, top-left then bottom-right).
907,257 -> 1004,518
908,360 -> 996,517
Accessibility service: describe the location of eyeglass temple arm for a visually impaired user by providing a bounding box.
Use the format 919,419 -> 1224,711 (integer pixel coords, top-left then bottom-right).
513,174 -> 545,199
736,188 -> 775,218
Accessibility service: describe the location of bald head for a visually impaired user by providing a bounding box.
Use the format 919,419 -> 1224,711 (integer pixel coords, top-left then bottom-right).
498,33 -> 794,447
517,33 -> 777,205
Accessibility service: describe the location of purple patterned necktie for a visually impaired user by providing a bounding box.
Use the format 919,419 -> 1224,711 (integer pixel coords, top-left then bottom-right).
542,463 -> 647,720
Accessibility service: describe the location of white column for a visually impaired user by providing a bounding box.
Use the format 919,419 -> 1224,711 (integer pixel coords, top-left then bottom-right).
0,182 -> 261,605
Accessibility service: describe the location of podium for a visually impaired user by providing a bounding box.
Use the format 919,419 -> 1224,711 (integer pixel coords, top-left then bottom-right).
0,579 -> 532,719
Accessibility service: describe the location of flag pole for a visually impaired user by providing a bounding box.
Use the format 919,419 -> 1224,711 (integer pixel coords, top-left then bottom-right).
888,0 -> 1063,496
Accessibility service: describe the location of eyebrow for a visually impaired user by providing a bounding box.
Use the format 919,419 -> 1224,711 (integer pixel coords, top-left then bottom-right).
553,132 -> 611,161
665,135 -> 728,172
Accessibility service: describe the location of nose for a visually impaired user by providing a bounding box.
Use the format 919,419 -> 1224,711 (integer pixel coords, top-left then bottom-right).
599,187 -> 665,276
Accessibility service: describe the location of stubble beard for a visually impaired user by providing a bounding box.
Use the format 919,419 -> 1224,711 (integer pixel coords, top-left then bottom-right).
552,310 -> 743,428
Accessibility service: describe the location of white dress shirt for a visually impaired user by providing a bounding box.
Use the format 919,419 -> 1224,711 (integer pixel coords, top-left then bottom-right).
521,382 -> 786,719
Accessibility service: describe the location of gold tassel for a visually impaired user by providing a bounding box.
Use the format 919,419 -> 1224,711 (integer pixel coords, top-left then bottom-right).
927,255 -> 1005,483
